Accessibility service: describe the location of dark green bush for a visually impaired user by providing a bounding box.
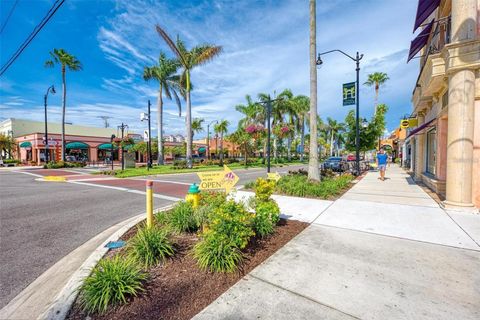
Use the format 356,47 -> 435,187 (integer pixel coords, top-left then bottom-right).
2,159 -> 20,164
276,174 -> 353,199
80,256 -> 146,314
168,201 -> 197,233
128,225 -> 175,268
193,233 -> 242,273
172,160 -> 187,169
45,161 -> 85,169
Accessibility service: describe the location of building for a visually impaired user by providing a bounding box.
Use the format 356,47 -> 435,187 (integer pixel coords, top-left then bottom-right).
1,118 -> 118,164
406,0 -> 479,209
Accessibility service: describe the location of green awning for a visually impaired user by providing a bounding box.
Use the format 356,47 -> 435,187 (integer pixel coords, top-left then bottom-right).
98,143 -> 118,150
198,147 -> 206,153
19,141 -> 31,148
66,142 -> 89,149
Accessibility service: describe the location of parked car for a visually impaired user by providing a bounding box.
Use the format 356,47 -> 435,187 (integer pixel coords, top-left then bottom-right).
322,157 -> 345,172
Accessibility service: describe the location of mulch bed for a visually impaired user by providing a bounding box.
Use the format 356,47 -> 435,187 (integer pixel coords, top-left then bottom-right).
67,218 -> 308,320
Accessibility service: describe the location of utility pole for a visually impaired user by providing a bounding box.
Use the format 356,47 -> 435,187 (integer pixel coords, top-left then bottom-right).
44,85 -> 55,163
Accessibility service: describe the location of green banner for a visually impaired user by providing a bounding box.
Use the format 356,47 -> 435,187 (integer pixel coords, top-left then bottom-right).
343,82 -> 356,106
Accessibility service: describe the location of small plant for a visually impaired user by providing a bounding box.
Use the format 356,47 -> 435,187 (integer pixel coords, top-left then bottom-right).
128,225 -> 175,268
253,200 -> 281,237
168,201 -> 197,233
253,178 -> 275,202
207,199 -> 254,249
172,160 -> 187,169
80,256 -> 146,314
193,233 -> 242,273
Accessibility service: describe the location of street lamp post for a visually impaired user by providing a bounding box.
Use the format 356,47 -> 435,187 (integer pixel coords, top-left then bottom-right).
256,98 -> 283,173
206,120 -> 217,161
44,85 -> 55,163
141,101 -> 152,170
117,123 -> 128,171
110,134 -> 115,171
317,50 -> 363,175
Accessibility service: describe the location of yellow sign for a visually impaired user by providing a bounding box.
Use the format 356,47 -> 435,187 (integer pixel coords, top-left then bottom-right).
197,165 -> 239,193
400,118 -> 418,129
267,172 -> 281,182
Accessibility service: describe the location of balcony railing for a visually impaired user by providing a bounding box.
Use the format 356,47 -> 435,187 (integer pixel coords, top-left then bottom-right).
420,16 -> 451,69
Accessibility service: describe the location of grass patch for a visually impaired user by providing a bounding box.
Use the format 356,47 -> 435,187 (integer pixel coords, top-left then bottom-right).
108,160 -> 306,178
276,174 -> 353,199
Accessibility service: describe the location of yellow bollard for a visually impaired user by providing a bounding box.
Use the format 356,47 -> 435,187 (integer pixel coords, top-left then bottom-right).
146,180 -> 153,228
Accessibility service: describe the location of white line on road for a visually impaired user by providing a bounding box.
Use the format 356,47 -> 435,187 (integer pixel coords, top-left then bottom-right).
68,180 -> 182,201
15,171 -> 44,178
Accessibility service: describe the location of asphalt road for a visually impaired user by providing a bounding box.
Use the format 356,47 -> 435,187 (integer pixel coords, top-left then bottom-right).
0,171 -> 171,308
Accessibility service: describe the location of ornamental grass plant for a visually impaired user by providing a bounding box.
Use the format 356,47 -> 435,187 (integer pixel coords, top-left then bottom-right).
80,256 -> 146,314
128,225 -> 175,268
168,201 -> 198,233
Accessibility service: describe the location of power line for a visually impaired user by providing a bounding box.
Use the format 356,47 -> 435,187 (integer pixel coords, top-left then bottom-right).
0,0 -> 19,34
0,0 -> 65,76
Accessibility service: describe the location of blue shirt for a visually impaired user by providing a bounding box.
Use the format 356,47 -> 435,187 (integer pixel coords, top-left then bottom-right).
377,153 -> 388,165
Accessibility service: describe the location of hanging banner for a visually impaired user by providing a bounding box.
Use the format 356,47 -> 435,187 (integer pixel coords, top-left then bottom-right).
342,82 -> 356,106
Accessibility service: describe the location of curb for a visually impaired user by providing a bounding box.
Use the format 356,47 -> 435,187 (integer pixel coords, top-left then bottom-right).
41,204 -> 174,320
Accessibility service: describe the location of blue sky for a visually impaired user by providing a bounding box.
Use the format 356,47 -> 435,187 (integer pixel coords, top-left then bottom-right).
1,0 -> 419,137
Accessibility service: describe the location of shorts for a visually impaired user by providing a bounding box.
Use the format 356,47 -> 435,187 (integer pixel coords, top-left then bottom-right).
378,164 -> 387,171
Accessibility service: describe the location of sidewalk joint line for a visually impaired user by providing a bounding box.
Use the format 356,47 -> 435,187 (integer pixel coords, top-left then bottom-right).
249,274 -> 361,320
443,210 -> 480,248
312,223 -> 480,253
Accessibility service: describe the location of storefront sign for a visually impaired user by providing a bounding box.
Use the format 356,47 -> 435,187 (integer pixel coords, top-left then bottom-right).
400,118 -> 418,129
197,165 -> 239,193
343,82 -> 356,106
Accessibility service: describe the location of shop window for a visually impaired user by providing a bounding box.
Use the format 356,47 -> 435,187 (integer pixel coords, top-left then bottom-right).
426,128 -> 437,175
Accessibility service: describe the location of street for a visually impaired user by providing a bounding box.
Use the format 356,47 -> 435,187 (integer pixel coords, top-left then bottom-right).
0,164 -> 305,308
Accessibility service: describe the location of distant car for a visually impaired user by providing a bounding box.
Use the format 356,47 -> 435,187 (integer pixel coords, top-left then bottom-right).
323,157 -> 345,172
65,155 -> 76,162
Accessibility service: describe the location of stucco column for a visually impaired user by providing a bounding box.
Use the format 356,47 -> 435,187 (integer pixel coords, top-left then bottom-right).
414,115 -> 425,181
444,0 -> 477,207
90,147 -> 98,162
436,118 -> 448,181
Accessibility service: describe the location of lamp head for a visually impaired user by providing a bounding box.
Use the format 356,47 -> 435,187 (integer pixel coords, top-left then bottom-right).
50,85 -> 56,94
316,54 -> 323,66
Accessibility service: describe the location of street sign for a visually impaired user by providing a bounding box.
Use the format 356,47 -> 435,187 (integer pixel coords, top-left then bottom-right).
343,82 -> 356,106
400,118 -> 418,129
400,119 -> 410,128
197,165 -> 239,193
267,172 -> 281,182
143,130 -> 149,142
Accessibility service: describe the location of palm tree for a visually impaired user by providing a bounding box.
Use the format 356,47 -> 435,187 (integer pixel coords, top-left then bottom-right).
156,26 -> 222,168
235,95 -> 263,128
143,52 -> 184,165
326,118 -> 345,156
292,95 -> 310,161
214,120 -> 229,166
308,0 -> 320,181
364,72 -> 389,114
191,118 -> 204,140
45,49 -> 82,161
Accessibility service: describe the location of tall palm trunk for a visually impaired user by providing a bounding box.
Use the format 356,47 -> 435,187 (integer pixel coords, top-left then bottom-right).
61,65 -> 66,161
273,137 -> 278,160
287,136 -> 292,161
185,71 -> 193,168
300,115 -> 305,161
308,0 -> 320,181
219,132 -> 224,166
157,84 -> 164,165
374,84 -> 379,115
244,142 -> 248,166
330,130 -> 334,157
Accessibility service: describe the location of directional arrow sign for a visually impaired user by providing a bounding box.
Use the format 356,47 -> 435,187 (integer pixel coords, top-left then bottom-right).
197,165 -> 239,193
267,172 -> 281,182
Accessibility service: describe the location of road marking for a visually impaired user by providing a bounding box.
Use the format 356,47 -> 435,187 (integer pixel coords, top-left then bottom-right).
16,171 -> 43,178
132,178 -> 192,185
68,180 -> 182,201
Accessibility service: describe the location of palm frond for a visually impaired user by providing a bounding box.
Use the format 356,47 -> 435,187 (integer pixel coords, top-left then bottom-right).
193,45 -> 222,66
155,25 -> 187,67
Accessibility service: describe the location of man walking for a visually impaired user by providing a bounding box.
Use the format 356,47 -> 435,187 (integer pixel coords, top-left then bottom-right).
376,148 -> 388,181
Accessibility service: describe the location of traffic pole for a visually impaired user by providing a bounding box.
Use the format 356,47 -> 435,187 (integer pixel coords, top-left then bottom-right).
146,180 -> 153,228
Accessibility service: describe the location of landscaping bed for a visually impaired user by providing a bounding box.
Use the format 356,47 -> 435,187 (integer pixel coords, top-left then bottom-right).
66,178 -> 307,320
67,219 -> 306,320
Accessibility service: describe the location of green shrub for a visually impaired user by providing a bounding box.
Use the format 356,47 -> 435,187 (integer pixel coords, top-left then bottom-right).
253,178 -> 276,201
207,199 -> 254,249
80,256 -> 146,314
172,160 -> 187,169
276,174 -> 353,199
128,226 -> 174,268
2,159 -> 20,164
193,233 -> 242,273
168,201 -> 197,232
45,161 -> 85,169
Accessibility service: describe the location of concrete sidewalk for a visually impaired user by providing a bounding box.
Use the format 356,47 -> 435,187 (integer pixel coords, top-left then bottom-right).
195,165 -> 480,320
